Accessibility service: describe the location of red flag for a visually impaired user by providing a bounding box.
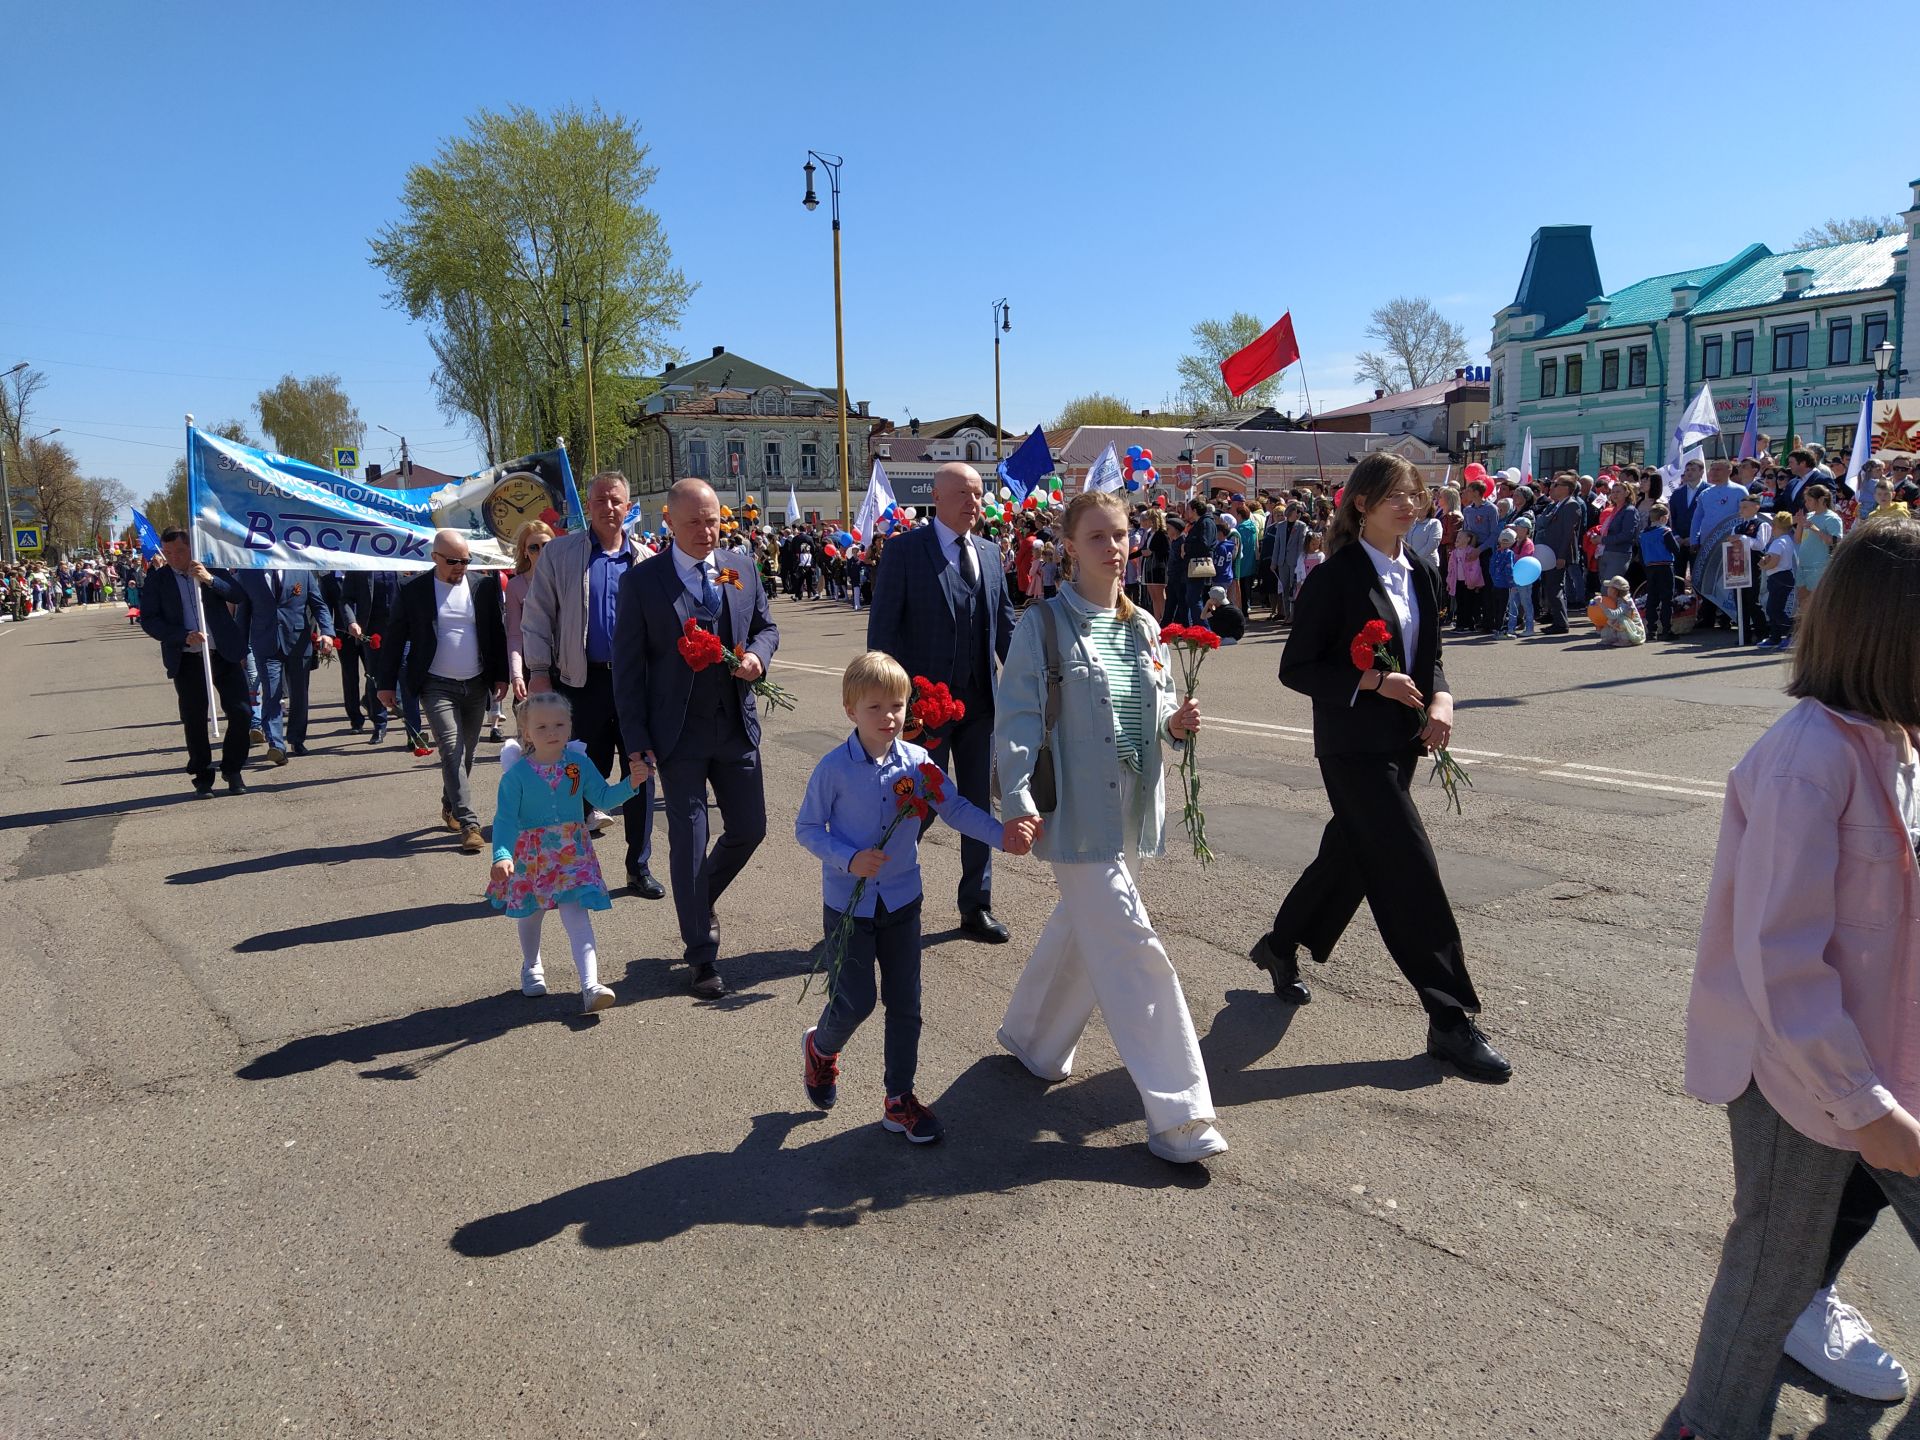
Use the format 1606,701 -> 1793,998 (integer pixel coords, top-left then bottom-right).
1219,312 -> 1301,397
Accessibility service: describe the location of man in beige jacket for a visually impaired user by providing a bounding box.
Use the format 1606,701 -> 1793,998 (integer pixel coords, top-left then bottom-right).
519,470 -> 662,898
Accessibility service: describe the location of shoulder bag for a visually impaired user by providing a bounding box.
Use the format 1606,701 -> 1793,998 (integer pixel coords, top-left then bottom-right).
1029,598 -> 1064,814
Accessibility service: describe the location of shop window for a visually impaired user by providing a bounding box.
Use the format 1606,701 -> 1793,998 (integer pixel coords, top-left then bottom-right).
1598,440 -> 1645,467
1538,445 -> 1580,475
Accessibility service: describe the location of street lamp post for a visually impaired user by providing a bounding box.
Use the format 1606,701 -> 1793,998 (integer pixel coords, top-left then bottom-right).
561,301 -> 597,474
1874,338 -> 1896,401
1467,419 -> 1482,467
991,299 -> 1011,461
803,152 -> 852,531
1,361 -> 26,566
375,423 -> 410,479
1181,428 -> 1196,504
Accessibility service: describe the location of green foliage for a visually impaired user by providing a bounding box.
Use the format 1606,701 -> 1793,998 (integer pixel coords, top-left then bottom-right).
369,104 -> 692,467
1051,392 -> 1141,431
255,374 -> 364,469
1176,313 -> 1280,417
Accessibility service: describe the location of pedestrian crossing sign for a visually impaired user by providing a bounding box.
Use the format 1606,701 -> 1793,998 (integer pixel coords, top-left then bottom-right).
14,526 -> 41,555
333,447 -> 359,471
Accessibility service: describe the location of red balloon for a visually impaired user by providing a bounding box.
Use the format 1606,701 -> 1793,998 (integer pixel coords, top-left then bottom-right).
1462,462 -> 1488,484
1121,457 -> 1134,473
823,543 -> 837,557
1139,448 -> 1153,461
1240,463 -> 1255,479
850,527 -> 862,541
1154,494 -> 1167,507
1022,495 -> 1037,510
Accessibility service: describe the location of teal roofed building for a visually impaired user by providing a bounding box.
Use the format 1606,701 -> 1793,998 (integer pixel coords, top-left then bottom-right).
1484,181 -> 1917,478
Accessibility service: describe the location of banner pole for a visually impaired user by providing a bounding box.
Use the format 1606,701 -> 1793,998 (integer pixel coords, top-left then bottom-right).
1295,362 -> 1327,485
185,415 -> 221,744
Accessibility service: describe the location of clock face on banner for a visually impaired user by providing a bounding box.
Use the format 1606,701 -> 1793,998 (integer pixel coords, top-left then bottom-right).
483,474 -> 554,541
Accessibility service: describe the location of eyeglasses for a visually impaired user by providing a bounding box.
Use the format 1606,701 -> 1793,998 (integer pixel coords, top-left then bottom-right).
434,554 -> 471,566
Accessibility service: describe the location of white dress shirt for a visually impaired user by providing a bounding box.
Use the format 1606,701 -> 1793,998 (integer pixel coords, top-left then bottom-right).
1359,536 -> 1420,643
672,544 -> 718,603
932,516 -> 979,584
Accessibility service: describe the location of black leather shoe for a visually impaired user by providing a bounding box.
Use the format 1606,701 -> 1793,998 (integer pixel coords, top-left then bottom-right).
225,775 -> 248,796
1248,935 -> 1312,1004
689,962 -> 727,999
369,724 -> 387,745
959,908 -> 1010,944
1427,1019 -> 1513,1083
628,869 -> 666,900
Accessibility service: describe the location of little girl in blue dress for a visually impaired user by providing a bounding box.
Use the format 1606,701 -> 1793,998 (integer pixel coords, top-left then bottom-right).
488,692 -> 637,1013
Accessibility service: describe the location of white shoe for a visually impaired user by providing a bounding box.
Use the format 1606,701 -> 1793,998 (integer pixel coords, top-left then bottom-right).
581,984 -> 616,1015
996,1025 -> 1070,1083
1785,1289 -> 1910,1402
1147,1119 -> 1229,1165
521,969 -> 547,997
587,809 -> 612,836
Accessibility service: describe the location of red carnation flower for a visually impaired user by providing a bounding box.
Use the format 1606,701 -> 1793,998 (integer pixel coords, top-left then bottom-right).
1350,639 -> 1379,671
1358,619 -> 1393,647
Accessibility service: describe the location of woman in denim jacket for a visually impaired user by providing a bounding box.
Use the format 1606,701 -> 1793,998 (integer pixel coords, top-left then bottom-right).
994,490 -> 1223,1165
1674,514 -> 1920,1437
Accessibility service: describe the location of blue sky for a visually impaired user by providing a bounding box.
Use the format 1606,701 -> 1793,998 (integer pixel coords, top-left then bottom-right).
6,0 -> 1913,505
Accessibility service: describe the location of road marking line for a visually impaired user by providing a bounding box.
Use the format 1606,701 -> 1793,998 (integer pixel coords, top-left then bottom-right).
1541,770 -> 1723,800
1557,761 -> 1724,786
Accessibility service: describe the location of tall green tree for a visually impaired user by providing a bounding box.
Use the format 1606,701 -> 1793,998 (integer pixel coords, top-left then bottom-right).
369,104 -> 693,469
255,374 -> 364,469
1354,296 -> 1470,394
1176,313 -> 1281,417
1050,392 -> 1140,430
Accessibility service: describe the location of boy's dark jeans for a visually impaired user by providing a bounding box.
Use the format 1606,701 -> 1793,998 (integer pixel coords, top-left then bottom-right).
1764,569 -> 1795,640
1644,562 -> 1674,634
814,896 -> 923,1098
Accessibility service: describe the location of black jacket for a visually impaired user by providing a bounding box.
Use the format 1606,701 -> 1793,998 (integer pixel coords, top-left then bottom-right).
1279,538 -> 1450,757
374,569 -> 507,694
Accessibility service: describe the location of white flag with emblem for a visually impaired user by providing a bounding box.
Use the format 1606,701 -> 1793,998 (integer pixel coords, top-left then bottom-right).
1083,443 -> 1123,494
853,460 -> 896,543
785,484 -> 802,525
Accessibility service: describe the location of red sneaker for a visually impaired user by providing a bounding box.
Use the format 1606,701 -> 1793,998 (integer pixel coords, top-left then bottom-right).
882,1092 -> 943,1144
803,1028 -> 839,1110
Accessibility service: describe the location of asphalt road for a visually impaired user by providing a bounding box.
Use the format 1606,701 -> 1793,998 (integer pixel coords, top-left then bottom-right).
3,600 -> 1916,1440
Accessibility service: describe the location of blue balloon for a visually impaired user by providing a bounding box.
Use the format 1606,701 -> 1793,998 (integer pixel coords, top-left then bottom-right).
836,530 -> 853,547
1126,445 -> 1143,460
1124,479 -> 1141,491
1510,555 -> 1543,587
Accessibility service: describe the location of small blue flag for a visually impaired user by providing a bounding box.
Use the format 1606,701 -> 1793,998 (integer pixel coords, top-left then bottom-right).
130,507 -> 163,560
996,425 -> 1052,502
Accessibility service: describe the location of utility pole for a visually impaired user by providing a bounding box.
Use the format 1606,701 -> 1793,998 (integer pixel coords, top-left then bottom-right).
1,361 -> 25,565
992,300 -> 1011,461
376,424 -> 411,478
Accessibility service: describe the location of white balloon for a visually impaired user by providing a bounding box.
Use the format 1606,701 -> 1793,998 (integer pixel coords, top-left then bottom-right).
1531,543 -> 1557,570
902,506 -> 917,520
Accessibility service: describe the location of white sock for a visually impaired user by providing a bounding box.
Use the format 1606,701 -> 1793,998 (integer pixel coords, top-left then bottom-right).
516,912 -> 544,977
557,902 -> 600,991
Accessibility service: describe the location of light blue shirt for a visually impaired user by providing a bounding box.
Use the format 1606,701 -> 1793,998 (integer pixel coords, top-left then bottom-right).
1461,499 -> 1501,550
1689,480 -> 1748,548
796,732 -> 1004,917
584,540 -> 635,663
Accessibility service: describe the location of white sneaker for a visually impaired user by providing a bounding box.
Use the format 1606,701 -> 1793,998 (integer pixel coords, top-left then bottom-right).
587,809 -> 612,836
1785,1289 -> 1910,1402
581,984 -> 616,1015
520,969 -> 547,997
1147,1119 -> 1229,1165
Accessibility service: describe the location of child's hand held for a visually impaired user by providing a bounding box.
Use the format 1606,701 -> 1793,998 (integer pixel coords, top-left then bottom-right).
490,858 -> 513,885
849,847 -> 888,879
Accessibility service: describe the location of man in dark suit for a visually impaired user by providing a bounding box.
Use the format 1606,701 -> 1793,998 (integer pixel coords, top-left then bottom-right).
867,462 -> 1016,942
235,568 -> 332,764
336,570 -> 403,744
374,531 -> 509,853
139,529 -> 254,795
614,479 -> 780,998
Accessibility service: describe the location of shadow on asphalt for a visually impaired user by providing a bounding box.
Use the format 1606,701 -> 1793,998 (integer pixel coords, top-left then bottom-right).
67,745 -> 184,764
237,989 -> 580,1081
615,946 -> 821,1013
449,1057 -> 1211,1258
32,719 -> 179,738
2,771 -> 395,831
233,899 -> 491,952
167,828 -> 444,884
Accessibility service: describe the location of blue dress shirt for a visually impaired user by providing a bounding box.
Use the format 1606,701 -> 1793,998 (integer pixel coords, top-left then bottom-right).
1688,480 -> 1748,548
584,542 -> 634,663
796,732 -> 1004,917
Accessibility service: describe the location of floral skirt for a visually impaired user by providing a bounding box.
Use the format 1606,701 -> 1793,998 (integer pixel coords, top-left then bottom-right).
485,821 -> 613,917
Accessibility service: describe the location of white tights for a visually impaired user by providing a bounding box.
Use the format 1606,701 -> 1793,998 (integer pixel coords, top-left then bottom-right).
516,903 -> 600,992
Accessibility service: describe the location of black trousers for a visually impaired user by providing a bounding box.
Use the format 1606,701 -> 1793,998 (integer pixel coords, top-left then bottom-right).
917,689 -> 994,913
174,652 -> 253,781
340,639 -> 367,727
559,664 -> 654,876
1268,749 -> 1480,1020
658,709 -> 765,967
1644,564 -> 1675,635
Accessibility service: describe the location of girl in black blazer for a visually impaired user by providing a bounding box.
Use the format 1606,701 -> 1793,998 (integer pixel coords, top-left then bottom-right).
1251,454 -> 1511,1083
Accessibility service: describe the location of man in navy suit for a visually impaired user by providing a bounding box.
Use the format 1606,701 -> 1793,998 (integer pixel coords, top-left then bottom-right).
235,568 -> 332,764
867,462 -> 1015,942
613,479 -> 779,998
336,570 -> 404,744
139,529 -> 254,795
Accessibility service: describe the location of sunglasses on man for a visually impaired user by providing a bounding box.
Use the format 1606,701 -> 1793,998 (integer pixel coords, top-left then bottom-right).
434,553 -> 471,566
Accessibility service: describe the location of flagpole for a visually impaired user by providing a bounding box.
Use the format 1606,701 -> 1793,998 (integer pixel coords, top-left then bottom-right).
184,414 -> 220,744
1295,366 -> 1327,485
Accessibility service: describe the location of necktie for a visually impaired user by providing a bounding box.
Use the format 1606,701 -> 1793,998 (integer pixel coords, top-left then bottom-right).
956,536 -> 978,587
699,561 -> 719,614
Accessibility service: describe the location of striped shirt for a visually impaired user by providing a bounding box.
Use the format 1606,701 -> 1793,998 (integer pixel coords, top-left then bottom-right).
1085,607 -> 1146,772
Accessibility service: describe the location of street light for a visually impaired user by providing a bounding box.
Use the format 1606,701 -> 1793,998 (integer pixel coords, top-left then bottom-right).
375,423 -> 410,478
1182,429 -> 1196,501
560,300 -> 597,474
1467,419 -> 1482,464
1874,338 -> 1896,400
802,151 -> 852,531
991,299 -> 1011,461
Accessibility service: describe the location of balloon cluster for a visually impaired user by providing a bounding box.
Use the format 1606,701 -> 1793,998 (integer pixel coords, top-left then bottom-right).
1121,446 -> 1156,492
986,477 -> 1066,518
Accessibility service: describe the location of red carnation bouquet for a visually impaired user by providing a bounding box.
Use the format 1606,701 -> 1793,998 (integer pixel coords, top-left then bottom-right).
801,761 -> 950,1001
904,675 -> 966,742
678,617 -> 797,713
1159,623 -> 1221,864
1350,618 -> 1472,813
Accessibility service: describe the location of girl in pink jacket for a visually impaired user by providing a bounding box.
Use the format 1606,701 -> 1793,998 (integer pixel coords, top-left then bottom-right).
1675,514 -> 1920,1436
